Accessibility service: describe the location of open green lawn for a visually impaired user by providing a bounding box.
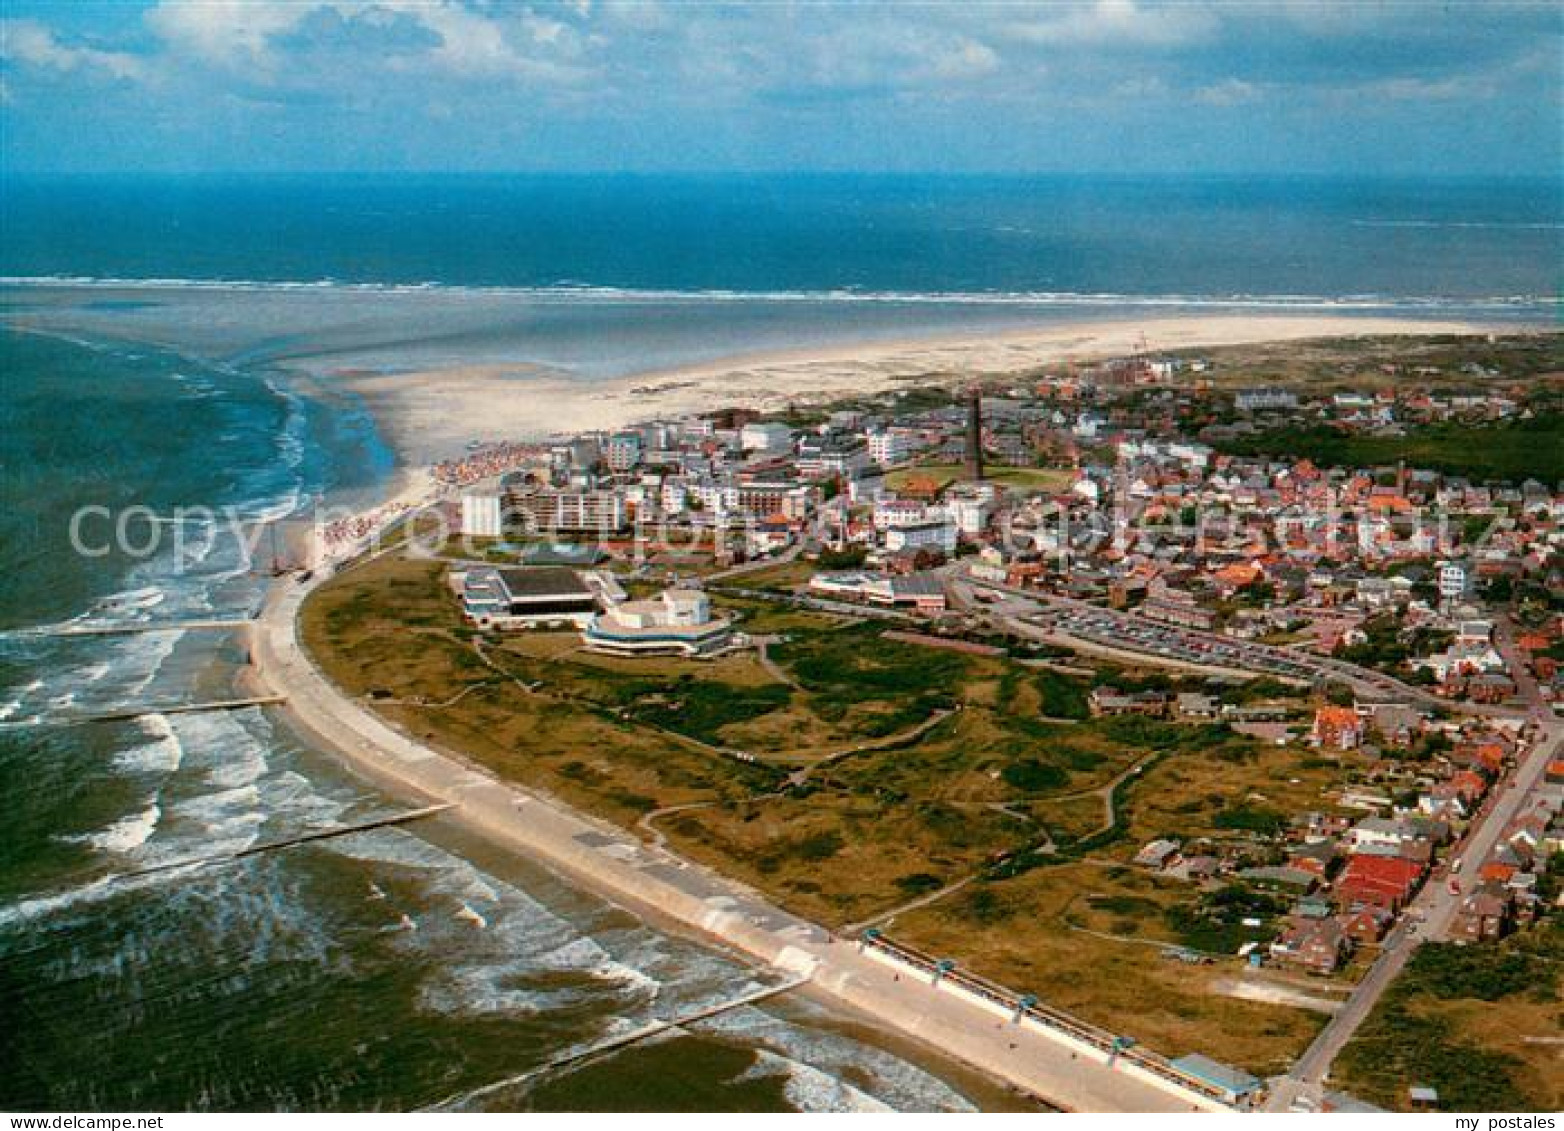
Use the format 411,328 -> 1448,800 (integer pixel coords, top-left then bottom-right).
883,463 -> 1074,494
715,592 -> 850,635
715,559 -> 817,591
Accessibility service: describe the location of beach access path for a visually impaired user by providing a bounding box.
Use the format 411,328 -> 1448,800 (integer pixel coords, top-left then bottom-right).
251,567 -> 1208,1113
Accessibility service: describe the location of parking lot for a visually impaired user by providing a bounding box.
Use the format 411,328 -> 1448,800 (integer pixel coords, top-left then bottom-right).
1029,606 -> 1320,682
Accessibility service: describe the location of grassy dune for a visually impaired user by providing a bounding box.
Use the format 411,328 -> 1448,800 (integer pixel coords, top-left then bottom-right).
300,552 -> 1341,1077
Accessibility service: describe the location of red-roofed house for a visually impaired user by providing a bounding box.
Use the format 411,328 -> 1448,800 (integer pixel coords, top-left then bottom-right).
1450,769 -> 1489,803
1336,854 -> 1424,913
1311,706 -> 1363,750
1479,861 -> 1517,885
1339,906 -> 1394,944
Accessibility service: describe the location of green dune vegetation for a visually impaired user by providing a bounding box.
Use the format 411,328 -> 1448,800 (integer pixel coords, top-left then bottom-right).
1334,923 -> 1564,1112
1215,414 -> 1564,485
299,549 -> 1350,1076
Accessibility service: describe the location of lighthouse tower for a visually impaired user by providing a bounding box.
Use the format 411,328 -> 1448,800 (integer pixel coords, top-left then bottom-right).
963,386 -> 984,482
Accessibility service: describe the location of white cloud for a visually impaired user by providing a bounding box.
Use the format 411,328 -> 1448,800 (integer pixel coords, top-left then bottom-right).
1372,75 -> 1497,102
927,38 -> 1001,82
144,0 -> 307,69
1111,75 -> 1169,99
1007,0 -> 1218,49
397,2 -> 517,74
0,18 -> 147,81
142,1 -> 593,85
1193,77 -> 1261,106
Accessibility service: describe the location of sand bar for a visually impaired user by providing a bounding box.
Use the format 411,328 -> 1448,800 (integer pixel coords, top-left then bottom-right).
335,314 -> 1503,464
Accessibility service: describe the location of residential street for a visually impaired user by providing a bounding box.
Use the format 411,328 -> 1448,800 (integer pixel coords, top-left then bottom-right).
1263,715 -> 1562,1111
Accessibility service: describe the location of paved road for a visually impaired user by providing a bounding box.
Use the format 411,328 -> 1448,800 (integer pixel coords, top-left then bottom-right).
704,538 -> 804,583
1263,715 -> 1563,1111
1494,612 -> 1555,723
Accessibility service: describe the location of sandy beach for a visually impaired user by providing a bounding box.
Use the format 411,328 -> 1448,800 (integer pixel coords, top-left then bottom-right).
248,568 -> 1218,1113
336,314 -> 1498,465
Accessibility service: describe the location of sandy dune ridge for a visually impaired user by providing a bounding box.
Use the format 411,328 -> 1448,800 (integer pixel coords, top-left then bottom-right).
339,314 -> 1494,465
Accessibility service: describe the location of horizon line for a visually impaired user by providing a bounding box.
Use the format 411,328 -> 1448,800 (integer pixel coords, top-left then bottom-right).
3,168 -> 1560,182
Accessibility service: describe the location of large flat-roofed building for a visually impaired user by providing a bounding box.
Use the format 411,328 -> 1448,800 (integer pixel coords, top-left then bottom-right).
867,428 -> 918,467
582,588 -> 734,656
739,421 -> 794,453
461,494 -> 503,538
1438,559 -> 1471,603
883,519 -> 957,555
735,481 -> 801,518
460,566 -> 602,628
605,431 -> 643,472
796,436 -> 870,479
510,489 -> 627,535
808,570 -> 947,613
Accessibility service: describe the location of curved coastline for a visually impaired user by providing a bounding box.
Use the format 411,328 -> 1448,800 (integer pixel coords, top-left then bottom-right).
247,316 -> 1543,1111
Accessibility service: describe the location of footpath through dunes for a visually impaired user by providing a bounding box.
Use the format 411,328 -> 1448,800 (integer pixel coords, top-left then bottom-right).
251,571 -> 1223,1113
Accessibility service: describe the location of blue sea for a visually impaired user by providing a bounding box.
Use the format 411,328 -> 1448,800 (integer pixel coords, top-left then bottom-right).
0,174 -> 1557,1112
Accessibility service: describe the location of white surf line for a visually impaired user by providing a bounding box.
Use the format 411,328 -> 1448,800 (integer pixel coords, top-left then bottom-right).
117,802 -> 457,879
0,696 -> 286,728
17,617 -> 254,638
136,513 -> 280,526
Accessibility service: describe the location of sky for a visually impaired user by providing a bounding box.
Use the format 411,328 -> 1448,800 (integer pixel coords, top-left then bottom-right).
0,1 -> 1559,175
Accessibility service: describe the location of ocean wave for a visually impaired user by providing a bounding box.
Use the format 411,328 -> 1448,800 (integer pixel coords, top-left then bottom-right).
1,274 -> 1557,313
533,935 -> 663,1001
68,801 -> 162,855
0,874 -> 127,930
106,631 -> 181,703
703,1002 -> 979,1113
739,1048 -> 895,1113
261,372 -> 309,478
173,784 -> 264,830
0,678 -> 45,723
1351,218 -> 1564,231
324,827 -> 690,1023
113,713 -> 185,774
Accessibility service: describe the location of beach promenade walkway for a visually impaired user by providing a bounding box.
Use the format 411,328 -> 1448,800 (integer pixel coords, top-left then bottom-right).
251,568 -> 1212,1113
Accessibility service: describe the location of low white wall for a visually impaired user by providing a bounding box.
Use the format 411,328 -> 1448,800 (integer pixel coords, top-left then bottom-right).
859,940 -> 1235,1113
